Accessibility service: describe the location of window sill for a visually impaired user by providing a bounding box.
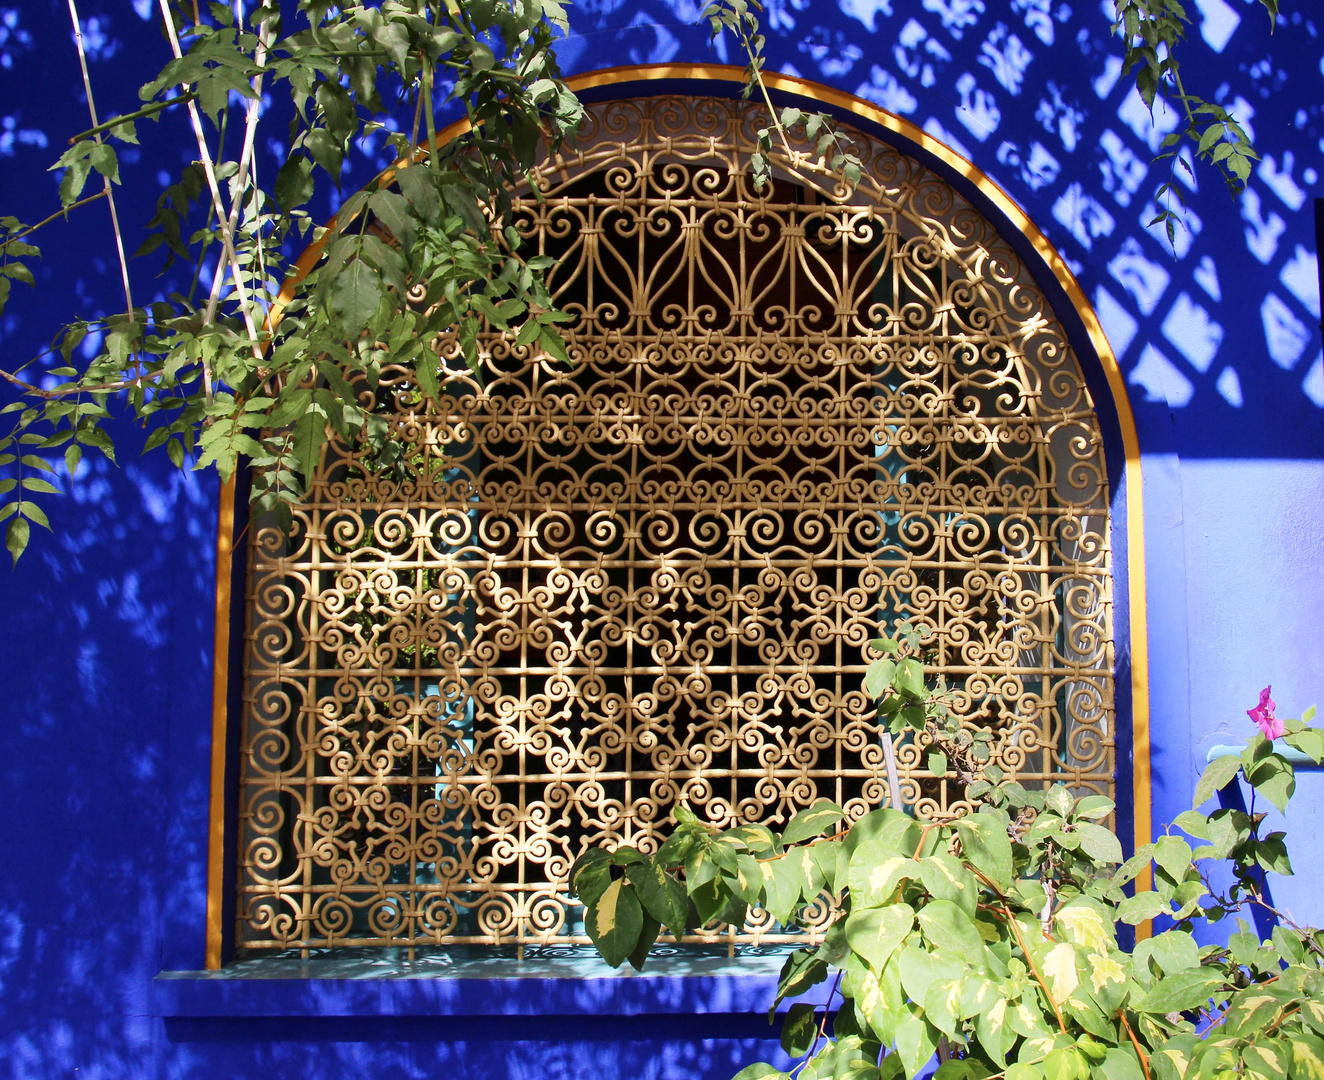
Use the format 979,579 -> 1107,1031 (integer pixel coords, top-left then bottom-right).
153,950 -> 808,1020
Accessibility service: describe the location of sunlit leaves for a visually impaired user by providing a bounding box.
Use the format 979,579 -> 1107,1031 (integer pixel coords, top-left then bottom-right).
1,0 -> 594,563
49,139 -> 119,208
568,632 -> 1324,1080
954,812 -> 1013,893
845,904 -> 913,973
782,799 -> 845,845
584,877 -> 643,969
1110,0 -> 1271,196
4,513 -> 29,566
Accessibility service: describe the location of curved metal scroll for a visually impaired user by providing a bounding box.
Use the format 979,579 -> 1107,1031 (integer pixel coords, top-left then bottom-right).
236,96 -> 1113,954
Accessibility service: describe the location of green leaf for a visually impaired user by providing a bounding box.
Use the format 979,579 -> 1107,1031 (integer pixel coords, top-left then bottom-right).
1132,968 -> 1228,1013
728,853 -> 764,905
538,327 -> 570,365
626,860 -> 688,940
1144,929 -> 1200,975
927,750 -> 948,777
974,996 -> 1012,1066
771,948 -> 829,1018
1075,823 -> 1123,864
1285,728 -> 1324,764
1220,985 -> 1291,1039
1292,1033 -> 1324,1080
328,258 -> 383,335
305,127 -> 344,182
5,514 -> 29,565
1099,1049 -> 1145,1080
1153,835 -> 1193,880
845,903 -> 914,973
917,853 -> 978,918
585,876 -> 644,968
862,658 -> 896,698
1245,754 -> 1295,814
895,1007 -> 939,1079
1170,810 -> 1210,840
761,852 -> 806,924
895,657 -> 925,698
626,913 -> 659,972
89,142 -> 119,184
898,944 -> 963,1006
274,154 -> 315,211
569,849 -> 613,906
1073,795 -> 1114,821
810,840 -> 844,897
917,899 -> 983,957
731,1065 -> 792,1080
1194,754 -> 1242,806
781,799 -> 845,846
17,500 -> 48,530
1118,891 -> 1168,925
954,812 -> 1013,893
924,976 -> 964,1037
1242,1039 -> 1290,1080
813,917 -> 850,967
780,1002 -> 818,1057
1054,900 -> 1115,953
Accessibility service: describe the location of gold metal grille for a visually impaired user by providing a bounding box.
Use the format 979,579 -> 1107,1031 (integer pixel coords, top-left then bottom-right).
237,96 -> 1113,953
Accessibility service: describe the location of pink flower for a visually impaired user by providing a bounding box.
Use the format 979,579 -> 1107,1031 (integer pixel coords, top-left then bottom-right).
1248,685 -> 1285,740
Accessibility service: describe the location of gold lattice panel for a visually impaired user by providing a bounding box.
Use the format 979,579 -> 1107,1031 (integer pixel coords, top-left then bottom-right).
237,96 -> 1113,953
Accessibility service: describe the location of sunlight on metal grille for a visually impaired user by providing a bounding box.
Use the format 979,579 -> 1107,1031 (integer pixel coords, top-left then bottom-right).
237,96 -> 1113,954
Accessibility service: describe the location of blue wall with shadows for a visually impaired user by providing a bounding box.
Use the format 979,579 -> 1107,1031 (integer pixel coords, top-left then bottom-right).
1,0 -> 1323,1074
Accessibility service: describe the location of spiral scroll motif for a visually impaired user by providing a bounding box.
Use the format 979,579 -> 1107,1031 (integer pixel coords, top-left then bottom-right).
237,96 -> 1114,954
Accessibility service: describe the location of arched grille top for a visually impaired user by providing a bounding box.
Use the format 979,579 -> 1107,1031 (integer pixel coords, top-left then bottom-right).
237,96 -> 1113,955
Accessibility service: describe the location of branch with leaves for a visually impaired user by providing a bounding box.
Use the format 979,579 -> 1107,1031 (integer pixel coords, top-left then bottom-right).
0,0 -> 583,561
0,0 -> 1293,566
1111,0 -> 1278,245
577,647 -> 1324,1080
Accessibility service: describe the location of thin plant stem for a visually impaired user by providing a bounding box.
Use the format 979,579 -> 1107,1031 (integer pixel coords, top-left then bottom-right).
735,17 -> 795,163
66,0 -> 134,321
1118,1010 -> 1153,1080
0,365 -> 160,399
881,731 -> 904,811
1000,903 -> 1068,1034
10,191 -> 107,240
156,0 -> 262,357
409,73 -> 424,159
202,0 -> 273,406
67,93 -> 194,145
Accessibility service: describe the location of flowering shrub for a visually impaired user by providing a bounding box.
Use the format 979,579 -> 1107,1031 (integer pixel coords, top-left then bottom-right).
575,642 -> 1324,1080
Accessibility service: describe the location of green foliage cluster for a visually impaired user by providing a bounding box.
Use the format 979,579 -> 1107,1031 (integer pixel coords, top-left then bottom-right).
575,643 -> 1324,1080
1112,0 -> 1276,244
0,0 -> 1289,566
1,0 -> 583,560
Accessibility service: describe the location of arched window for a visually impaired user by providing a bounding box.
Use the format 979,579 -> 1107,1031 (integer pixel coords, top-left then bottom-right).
236,93 -> 1115,955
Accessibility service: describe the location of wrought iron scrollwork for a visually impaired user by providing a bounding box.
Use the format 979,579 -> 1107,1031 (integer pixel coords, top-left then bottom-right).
237,96 -> 1113,954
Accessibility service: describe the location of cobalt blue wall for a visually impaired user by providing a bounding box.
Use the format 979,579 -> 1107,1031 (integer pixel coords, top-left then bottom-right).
2,0 -> 1323,1075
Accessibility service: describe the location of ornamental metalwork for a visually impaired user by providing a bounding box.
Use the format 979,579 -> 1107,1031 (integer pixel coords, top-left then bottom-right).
236,96 -> 1114,955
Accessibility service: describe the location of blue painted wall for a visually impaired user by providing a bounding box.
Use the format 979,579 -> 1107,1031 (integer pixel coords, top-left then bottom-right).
2,0 -> 1323,1074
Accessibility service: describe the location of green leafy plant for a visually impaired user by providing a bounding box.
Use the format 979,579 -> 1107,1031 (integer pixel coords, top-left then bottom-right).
0,0 -> 1289,565
575,650 -> 1324,1080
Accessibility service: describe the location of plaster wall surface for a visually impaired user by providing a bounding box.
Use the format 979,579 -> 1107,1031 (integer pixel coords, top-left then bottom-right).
1,0 -> 1323,1074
